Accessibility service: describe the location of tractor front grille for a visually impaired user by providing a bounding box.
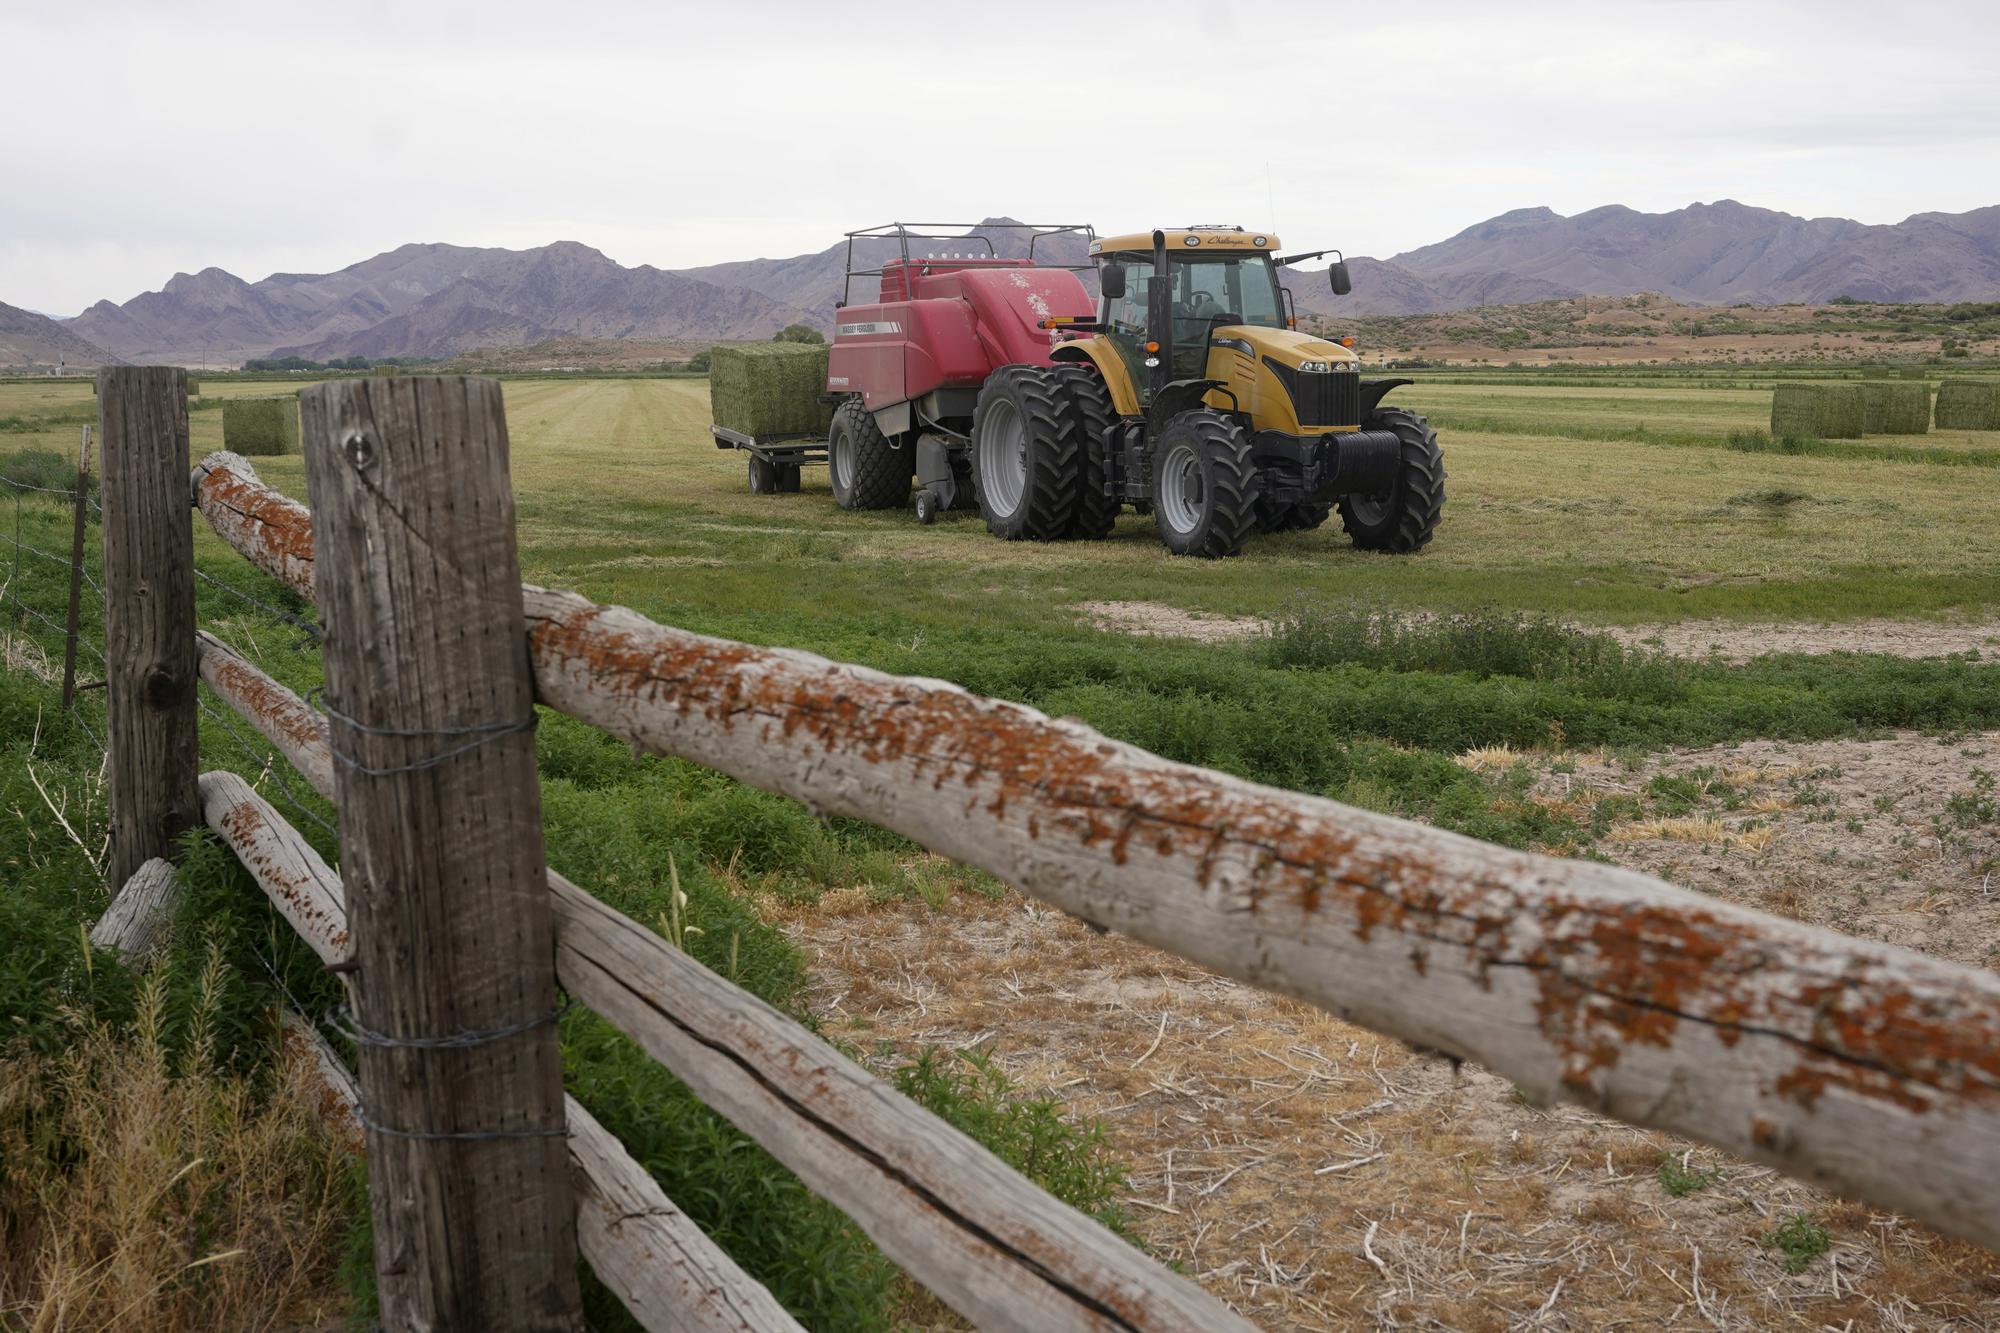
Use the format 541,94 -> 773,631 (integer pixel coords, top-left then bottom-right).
1265,358 -> 1362,429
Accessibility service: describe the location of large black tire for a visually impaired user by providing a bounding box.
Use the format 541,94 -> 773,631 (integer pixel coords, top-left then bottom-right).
1255,495 -> 1334,534
1151,409 -> 1258,558
969,366 -> 1080,541
747,454 -> 778,494
828,399 -> 911,511
1048,365 -> 1120,540
1337,407 -> 1445,553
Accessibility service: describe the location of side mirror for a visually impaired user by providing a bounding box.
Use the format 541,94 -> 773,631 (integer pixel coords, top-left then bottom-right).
1099,264 -> 1127,300
1328,261 -> 1353,297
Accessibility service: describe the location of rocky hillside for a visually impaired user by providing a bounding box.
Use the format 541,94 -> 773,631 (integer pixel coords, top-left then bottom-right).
1294,201 -> 2000,316
0,301 -> 119,369
68,242 -> 817,365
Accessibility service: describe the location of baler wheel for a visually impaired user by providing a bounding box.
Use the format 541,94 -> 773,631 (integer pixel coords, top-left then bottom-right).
1151,409 -> 1258,558
1049,366 -> 1121,540
969,367 -> 1081,541
1337,407 -> 1446,553
829,399 -> 912,511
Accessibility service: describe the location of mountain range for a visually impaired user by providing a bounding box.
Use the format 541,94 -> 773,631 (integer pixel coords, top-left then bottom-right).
18,201 -> 1999,368
1,300 -> 124,369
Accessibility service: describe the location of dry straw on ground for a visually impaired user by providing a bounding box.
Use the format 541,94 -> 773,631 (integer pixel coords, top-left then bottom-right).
221,398 -> 300,456
0,960 -> 352,1331
707,342 -> 834,439
1934,380 -> 2000,431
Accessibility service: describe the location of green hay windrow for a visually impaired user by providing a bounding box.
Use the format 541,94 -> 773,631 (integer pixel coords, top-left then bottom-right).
708,343 -> 834,440
1933,380 -> 2000,431
222,398 -> 300,455
1860,382 -> 1931,435
1770,383 -> 1865,439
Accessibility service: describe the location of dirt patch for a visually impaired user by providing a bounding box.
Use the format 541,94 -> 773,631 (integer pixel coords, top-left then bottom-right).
1608,619 -> 2000,664
768,731 -> 2000,1329
1076,600 -> 1267,643
1079,599 -> 2000,662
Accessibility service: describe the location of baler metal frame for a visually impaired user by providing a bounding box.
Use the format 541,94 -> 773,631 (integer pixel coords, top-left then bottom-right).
838,221 -> 1097,308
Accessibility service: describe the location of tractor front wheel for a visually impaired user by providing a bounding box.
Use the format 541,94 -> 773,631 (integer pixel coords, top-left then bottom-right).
970,367 -> 1080,540
828,400 -> 911,511
1151,410 -> 1257,558
1337,407 -> 1445,553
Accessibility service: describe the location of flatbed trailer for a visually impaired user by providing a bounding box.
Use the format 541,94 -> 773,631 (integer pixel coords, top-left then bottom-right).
709,423 -> 826,493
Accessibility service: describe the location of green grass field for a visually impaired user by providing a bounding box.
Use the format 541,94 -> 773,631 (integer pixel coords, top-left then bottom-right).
4,369 -> 1999,1328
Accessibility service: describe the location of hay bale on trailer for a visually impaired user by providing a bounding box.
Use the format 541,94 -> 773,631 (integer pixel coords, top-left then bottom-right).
708,343 -> 834,439
1934,380 -> 2000,431
1770,383 -> 1865,439
222,398 -> 300,455
1860,382 -> 1932,435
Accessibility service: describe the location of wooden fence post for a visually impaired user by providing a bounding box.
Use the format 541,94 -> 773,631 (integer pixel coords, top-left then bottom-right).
62,423 -> 92,708
300,377 -> 580,1331
99,368 -> 198,890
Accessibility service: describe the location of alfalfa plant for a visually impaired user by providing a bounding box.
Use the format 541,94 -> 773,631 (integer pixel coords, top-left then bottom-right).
1761,1212 -> 1832,1273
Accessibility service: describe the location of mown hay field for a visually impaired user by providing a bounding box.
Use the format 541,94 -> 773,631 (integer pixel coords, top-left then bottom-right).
4,371 -> 1998,1329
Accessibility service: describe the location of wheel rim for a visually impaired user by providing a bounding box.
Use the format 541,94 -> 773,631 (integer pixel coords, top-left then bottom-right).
978,398 -> 1028,517
1347,486 -> 1394,528
1157,442 -> 1205,535
832,427 -> 854,491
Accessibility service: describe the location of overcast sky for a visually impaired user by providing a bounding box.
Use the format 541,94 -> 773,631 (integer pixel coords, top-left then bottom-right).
5,0 -> 1997,315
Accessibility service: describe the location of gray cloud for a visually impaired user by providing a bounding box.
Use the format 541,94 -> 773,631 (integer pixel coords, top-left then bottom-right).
5,0 -> 1997,314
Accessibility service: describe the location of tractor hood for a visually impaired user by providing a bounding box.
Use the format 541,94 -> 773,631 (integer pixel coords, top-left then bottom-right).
1203,325 -> 1365,434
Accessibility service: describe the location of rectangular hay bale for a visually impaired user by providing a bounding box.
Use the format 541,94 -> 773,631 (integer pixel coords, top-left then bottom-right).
1770,383 -> 1864,439
1860,382 -> 1931,435
222,397 -> 300,455
1933,380 -> 2000,431
707,342 -> 834,440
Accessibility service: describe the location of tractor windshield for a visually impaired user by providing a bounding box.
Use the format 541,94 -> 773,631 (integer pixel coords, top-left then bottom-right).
1101,249 -> 1287,394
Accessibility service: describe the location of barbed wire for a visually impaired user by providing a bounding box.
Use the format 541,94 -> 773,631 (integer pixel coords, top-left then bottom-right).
0,530 -> 104,595
194,568 -> 323,645
196,689 -> 339,841
0,475 -> 88,500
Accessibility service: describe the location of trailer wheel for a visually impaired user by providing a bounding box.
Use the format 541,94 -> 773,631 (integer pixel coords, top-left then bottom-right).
1151,409 -> 1257,558
1049,366 -> 1120,540
829,400 -> 912,511
1338,407 -> 1445,553
970,366 -> 1079,541
747,455 -> 778,494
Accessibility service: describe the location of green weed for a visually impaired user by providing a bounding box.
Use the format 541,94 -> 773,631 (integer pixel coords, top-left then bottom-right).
1761,1212 -> 1832,1273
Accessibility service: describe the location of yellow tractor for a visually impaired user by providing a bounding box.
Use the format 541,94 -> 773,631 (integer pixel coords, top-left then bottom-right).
970,225 -> 1445,557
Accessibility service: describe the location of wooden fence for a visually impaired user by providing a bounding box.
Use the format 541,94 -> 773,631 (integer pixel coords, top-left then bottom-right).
84,367 -> 2000,1330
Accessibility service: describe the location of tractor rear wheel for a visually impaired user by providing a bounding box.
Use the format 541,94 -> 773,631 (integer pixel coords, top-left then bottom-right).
1049,365 -> 1120,540
1337,407 -> 1445,553
1151,409 -> 1257,558
970,367 -> 1080,541
829,399 -> 912,511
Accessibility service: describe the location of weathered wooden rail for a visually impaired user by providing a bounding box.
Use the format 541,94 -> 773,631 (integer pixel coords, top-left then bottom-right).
189,441 -> 2000,1256
84,370 -> 1999,1331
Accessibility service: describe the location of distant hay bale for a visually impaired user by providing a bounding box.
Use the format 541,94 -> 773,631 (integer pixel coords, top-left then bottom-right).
1933,380 -> 2000,431
708,343 -> 834,439
1898,367 -> 1928,380
1770,383 -> 1864,439
222,398 -> 300,455
1860,382 -> 1931,435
